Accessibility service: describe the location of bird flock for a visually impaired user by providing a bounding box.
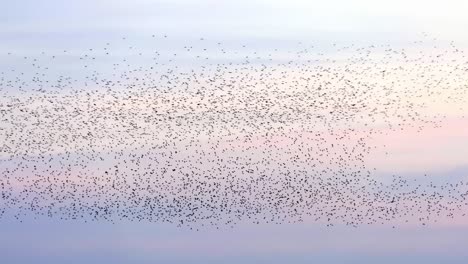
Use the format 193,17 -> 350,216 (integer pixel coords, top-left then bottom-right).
0,34 -> 467,229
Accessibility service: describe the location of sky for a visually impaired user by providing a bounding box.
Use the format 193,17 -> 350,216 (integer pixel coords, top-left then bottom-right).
1,1 -> 468,264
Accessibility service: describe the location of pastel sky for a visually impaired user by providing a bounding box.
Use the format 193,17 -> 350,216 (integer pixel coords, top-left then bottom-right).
1,1 -> 468,264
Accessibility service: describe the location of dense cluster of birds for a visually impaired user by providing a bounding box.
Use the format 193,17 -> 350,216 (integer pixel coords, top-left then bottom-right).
0,34 -> 467,229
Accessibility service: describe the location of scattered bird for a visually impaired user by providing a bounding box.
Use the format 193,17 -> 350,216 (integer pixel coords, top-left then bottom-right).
0,34 -> 467,229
